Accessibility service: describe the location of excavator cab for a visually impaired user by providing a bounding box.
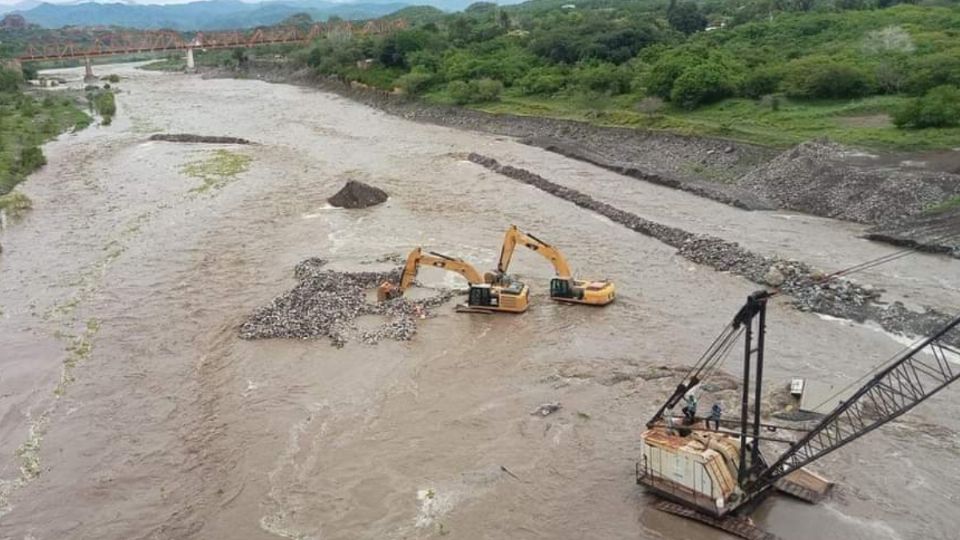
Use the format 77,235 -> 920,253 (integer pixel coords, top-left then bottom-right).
550,277 -> 614,305
468,284 -> 496,307
550,278 -> 578,299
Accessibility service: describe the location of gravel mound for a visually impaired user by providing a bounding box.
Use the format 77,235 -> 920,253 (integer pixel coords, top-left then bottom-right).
737,141 -> 960,225
468,153 -> 958,346
327,180 -> 389,209
524,136 -> 775,211
149,134 -> 252,144
239,258 -> 455,347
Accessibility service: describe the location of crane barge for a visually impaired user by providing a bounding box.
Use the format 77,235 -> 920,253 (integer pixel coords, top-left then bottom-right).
638,290 -> 960,539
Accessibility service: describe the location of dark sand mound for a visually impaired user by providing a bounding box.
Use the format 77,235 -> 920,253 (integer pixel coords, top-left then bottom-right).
327,180 -> 388,209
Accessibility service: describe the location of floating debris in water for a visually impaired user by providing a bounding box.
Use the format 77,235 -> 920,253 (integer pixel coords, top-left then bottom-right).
239,257 -> 455,347
531,402 -> 562,417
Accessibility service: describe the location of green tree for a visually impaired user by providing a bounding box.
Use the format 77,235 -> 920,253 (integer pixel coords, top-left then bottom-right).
671,63 -> 737,108
517,66 -> 567,95
0,68 -> 21,92
667,1 -> 707,36
893,85 -> 960,128
782,57 -> 871,99
742,69 -> 781,99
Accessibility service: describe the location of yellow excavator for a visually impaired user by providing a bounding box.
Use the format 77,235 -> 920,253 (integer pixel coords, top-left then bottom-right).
487,225 -> 615,306
377,247 -> 529,314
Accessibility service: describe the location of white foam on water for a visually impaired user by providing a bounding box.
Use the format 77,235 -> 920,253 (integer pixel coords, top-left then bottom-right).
822,503 -> 903,540
301,204 -> 341,219
815,314 -> 960,365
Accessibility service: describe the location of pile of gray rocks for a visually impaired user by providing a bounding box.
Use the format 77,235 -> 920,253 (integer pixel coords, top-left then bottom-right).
468,153 -> 957,346
239,257 -> 455,347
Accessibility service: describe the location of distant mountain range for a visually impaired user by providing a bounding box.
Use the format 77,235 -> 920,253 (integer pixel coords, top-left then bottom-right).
2,0 -> 523,31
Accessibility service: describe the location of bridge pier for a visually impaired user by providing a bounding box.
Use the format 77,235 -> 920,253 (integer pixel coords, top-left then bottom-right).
185,47 -> 195,72
83,57 -> 97,84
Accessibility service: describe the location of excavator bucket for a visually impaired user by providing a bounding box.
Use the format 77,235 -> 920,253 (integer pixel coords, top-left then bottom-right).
377,281 -> 400,302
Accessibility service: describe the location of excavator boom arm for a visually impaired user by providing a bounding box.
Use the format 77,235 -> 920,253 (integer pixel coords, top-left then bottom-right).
497,225 -> 572,278
756,314 -> 960,487
397,247 -> 483,293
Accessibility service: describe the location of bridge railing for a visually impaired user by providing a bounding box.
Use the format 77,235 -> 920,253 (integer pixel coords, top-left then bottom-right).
18,19 -> 407,62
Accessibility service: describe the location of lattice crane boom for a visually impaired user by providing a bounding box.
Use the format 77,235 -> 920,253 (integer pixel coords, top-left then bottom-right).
754,314 -> 960,488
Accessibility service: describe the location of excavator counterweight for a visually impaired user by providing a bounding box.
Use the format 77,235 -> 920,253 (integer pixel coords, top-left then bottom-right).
491,225 -> 615,306
377,247 -> 529,314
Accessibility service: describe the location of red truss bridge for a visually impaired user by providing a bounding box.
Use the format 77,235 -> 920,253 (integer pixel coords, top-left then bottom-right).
17,19 -> 406,62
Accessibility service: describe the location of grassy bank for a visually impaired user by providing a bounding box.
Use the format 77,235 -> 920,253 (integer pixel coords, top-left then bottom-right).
282,1 -> 960,152
0,86 -> 91,198
457,93 -> 960,150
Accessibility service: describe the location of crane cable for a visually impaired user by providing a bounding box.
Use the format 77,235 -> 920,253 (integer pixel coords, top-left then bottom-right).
667,221 -> 960,407
773,223 -> 960,414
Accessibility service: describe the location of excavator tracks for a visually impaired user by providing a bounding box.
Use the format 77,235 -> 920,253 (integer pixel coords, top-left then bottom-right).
653,500 -> 779,540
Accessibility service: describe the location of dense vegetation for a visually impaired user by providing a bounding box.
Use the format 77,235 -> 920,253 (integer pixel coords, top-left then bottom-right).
281,0 -> 960,149
0,67 -> 90,208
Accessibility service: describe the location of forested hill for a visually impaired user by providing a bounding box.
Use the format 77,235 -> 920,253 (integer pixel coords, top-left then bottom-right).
290,0 -> 960,149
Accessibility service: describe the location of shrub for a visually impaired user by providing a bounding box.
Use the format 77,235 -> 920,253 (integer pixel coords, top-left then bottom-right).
94,91 -> 116,116
517,66 -> 566,95
671,63 -> 737,109
394,71 -> 434,95
742,70 -> 781,99
18,146 -> 46,174
473,78 -> 503,102
447,78 -> 502,104
0,68 -> 20,92
893,85 -> 960,129
570,62 -> 631,95
783,57 -> 871,99
905,52 -> 960,95
448,80 -> 473,104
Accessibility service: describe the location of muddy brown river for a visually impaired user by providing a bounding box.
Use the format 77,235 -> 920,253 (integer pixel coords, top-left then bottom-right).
1,64 -> 958,540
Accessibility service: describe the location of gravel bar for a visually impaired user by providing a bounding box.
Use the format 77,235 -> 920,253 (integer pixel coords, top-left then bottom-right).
240,258 -> 456,347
